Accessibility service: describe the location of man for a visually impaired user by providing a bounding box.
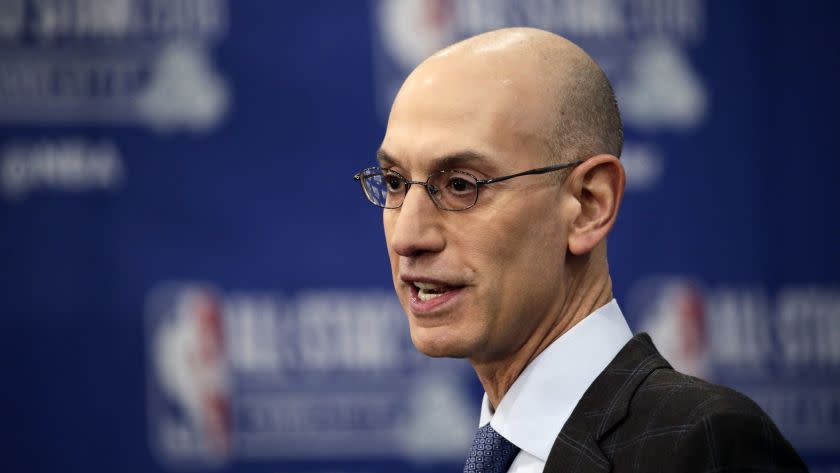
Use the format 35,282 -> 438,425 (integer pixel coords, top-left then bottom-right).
353,28 -> 807,472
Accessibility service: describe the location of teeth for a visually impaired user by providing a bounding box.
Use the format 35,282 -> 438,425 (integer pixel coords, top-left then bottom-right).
418,289 -> 443,301
414,282 -> 443,290
413,281 -> 450,302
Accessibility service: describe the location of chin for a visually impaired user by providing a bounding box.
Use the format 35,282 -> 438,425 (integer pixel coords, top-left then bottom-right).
409,326 -> 473,359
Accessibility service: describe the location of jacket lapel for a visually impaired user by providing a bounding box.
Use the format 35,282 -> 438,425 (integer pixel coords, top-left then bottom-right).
542,333 -> 671,473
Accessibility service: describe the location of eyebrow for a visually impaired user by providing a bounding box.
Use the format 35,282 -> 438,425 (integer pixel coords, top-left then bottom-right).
376,148 -> 495,172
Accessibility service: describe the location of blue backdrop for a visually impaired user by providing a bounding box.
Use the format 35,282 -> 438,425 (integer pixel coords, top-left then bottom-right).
2,1 -> 839,472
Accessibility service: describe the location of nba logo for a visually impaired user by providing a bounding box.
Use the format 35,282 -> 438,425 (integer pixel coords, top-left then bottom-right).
628,277 -> 711,380
146,283 -> 232,468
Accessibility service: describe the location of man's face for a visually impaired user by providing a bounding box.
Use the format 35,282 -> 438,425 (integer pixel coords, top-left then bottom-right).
380,57 -> 574,363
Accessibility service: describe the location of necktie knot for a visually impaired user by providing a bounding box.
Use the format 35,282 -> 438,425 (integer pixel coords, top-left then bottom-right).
463,424 -> 521,473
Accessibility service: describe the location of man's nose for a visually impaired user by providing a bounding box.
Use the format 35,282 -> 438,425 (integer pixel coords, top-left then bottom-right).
386,183 -> 445,258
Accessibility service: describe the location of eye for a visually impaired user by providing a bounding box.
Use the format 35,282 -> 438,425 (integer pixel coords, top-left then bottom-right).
383,173 -> 404,192
446,176 -> 475,195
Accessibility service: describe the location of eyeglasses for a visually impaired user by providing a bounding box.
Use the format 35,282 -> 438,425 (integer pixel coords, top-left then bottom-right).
353,160 -> 583,211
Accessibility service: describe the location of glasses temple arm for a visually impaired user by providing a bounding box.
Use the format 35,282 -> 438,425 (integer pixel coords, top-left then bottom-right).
478,160 -> 583,185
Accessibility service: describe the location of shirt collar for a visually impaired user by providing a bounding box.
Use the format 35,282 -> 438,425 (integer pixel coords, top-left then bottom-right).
478,299 -> 632,462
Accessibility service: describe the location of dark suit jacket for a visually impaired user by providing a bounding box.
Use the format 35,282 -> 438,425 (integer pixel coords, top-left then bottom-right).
543,333 -> 808,472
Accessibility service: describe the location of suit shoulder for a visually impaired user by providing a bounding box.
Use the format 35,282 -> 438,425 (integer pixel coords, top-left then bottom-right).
634,367 -> 765,422
629,368 -> 808,471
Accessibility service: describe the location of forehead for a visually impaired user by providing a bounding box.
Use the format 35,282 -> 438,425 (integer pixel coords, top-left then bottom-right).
380,56 -> 554,174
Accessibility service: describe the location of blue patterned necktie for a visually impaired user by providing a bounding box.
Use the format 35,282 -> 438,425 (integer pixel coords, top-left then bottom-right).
463,424 -> 521,473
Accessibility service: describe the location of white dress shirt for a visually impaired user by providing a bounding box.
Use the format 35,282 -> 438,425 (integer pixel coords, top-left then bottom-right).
477,299 -> 633,473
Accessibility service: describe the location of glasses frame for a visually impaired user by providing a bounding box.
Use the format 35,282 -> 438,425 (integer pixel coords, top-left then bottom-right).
353,159 -> 584,211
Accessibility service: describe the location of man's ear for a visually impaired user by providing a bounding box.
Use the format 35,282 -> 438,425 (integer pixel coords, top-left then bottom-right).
566,154 -> 625,255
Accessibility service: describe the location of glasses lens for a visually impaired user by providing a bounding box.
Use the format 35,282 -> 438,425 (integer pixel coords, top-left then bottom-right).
428,170 -> 478,210
361,169 -> 404,208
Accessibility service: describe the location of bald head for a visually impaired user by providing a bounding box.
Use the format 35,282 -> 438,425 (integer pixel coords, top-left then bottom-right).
379,28 -> 626,373
392,27 -> 622,165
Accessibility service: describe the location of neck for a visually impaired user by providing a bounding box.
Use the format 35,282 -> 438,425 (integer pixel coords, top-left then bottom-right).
471,258 -> 613,410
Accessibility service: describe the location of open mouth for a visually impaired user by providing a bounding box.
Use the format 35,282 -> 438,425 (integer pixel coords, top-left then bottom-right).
402,277 -> 466,314
413,281 -> 455,301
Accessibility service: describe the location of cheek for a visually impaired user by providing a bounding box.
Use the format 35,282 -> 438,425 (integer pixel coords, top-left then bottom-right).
382,211 -> 394,243
476,206 -> 566,310
480,205 -> 561,269
382,214 -> 398,266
